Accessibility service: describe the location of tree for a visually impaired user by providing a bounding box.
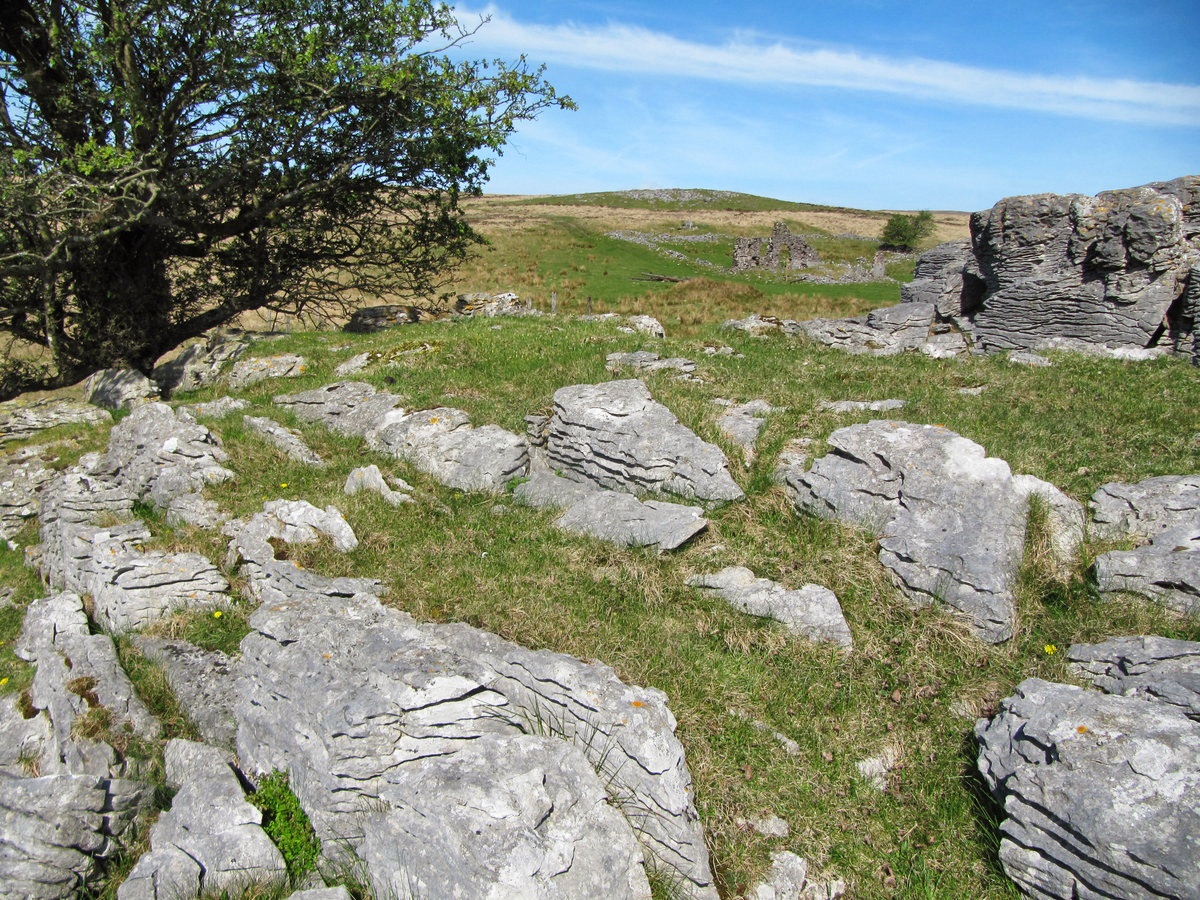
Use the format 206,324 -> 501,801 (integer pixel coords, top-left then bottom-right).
0,0 -> 572,396
880,210 -> 935,251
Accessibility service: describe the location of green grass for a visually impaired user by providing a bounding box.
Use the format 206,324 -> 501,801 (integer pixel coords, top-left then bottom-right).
2,197 -> 1197,898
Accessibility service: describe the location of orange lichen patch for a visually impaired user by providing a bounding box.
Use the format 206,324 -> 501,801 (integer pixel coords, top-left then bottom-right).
630,700 -> 645,708
1076,725 -> 1089,734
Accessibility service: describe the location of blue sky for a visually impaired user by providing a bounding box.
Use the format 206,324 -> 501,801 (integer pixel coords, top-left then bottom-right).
448,1 -> 1200,211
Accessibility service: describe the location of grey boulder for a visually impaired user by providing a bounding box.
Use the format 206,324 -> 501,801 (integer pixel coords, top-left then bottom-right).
544,380 -> 743,503
555,490 -> 709,552
782,421 -> 1083,643
976,677 -> 1200,899
132,637 -> 240,748
83,369 -> 159,410
243,415 -> 325,467
687,567 -> 852,649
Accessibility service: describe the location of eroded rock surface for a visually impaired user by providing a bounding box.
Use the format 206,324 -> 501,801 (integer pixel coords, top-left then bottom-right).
132,638 -> 240,748
544,380 -> 743,503
687,567 -> 852,649
0,397 -> 111,445
977,677 -> 1200,899
781,421 -> 1082,643
118,740 -> 285,900
236,591 -> 717,899
244,415 -> 325,467
225,354 -> 306,390
1069,636 -> 1200,719
1090,474 -> 1199,611
153,334 -> 251,396
83,369 -> 159,410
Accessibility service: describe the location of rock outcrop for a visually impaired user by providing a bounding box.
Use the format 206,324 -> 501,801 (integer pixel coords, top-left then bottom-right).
1090,474 -> 1199,612
977,676 -> 1200,899
1069,636 -> 1200,720
236,591 -> 718,899
0,397 -> 111,445
541,380 -> 744,503
781,421 -> 1083,643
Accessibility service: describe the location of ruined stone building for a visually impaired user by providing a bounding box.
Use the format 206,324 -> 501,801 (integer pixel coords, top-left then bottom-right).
733,222 -> 820,271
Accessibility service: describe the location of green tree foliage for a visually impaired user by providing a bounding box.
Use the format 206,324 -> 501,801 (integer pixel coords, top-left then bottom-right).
0,0 -> 572,396
880,210 -> 936,250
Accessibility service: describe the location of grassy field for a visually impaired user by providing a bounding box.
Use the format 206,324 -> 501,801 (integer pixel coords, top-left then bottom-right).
1,190 -> 1197,899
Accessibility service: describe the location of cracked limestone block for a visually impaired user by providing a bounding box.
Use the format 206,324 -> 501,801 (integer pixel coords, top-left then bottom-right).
178,396 -> 250,419
0,397 -> 112,445
235,592 -> 718,899
83,369 -> 159,410
783,421 -> 1083,643
0,770 -> 152,900
118,739 -> 285,900
366,406 -> 529,493
243,415 -> 325,466
1093,522 -> 1199,613
274,381 -> 403,437
0,445 -> 62,541
976,677 -> 1200,900
343,464 -> 413,506
133,637 -> 240,748
153,334 -> 252,396
605,351 -> 696,376
1069,635 -> 1200,719
546,380 -> 744,503
555,490 -> 708,552
225,354 -> 306,390
96,403 -> 234,522
91,550 -> 230,635
687,567 -> 852,649
1089,474 -> 1200,541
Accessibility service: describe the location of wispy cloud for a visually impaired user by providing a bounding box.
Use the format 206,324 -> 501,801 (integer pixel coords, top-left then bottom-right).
456,5 -> 1200,127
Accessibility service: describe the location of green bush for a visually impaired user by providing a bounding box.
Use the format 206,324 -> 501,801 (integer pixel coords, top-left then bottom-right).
881,210 -> 936,250
250,771 -> 320,883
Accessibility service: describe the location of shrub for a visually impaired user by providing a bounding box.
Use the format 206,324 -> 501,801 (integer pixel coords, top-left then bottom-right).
881,210 -> 936,250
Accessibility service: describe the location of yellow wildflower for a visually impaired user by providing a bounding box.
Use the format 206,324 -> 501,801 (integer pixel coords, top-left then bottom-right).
1044,644 -> 1057,655
213,610 -> 223,619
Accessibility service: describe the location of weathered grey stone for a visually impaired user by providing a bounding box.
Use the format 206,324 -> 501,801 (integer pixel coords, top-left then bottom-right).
343,303 -> 443,332
225,354 -> 306,390
0,770 -> 151,899
714,399 -> 779,466
118,739 -> 286,899
0,397 -> 111,445
91,550 -> 229,635
513,456 -> 605,510
0,445 -> 59,540
687,567 -> 852,649
0,692 -> 52,770
236,592 -> 716,899
1089,474 -> 1200,541
1007,350 -> 1052,367
782,421 -> 1083,643
98,402 -> 234,513
796,307 -> 971,358
243,415 -> 325,466
818,398 -> 905,414
623,314 -> 666,338
343,464 -> 413,506
274,381 -> 403,437
722,314 -> 800,337
287,890 -> 353,900
37,471 -> 143,593
223,500 -> 377,606
734,222 -> 819,271
900,240 -> 984,334
1068,636 -> 1200,719
968,179 -> 1198,352
456,290 -> 535,318
366,407 -> 529,493
545,380 -> 744,503
332,352 -> 372,376
132,637 -> 239,748
1093,523 -> 1199,612
976,677 -> 1200,899
177,396 -> 251,419
163,493 -> 227,529
152,335 -> 251,396
83,369 -> 159,410
606,351 -> 696,376
556,491 -> 709,552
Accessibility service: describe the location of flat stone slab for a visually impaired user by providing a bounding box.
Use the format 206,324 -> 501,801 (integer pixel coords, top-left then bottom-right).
236,591 -> 717,899
555,491 -> 708,552
1069,635 -> 1200,720
605,351 -> 696,376
0,397 -> 111,445
687,566 -> 853,649
1090,474 -> 1200,541
225,354 -> 306,390
132,637 -> 240,748
976,677 -> 1200,899
92,550 -> 230,635
545,380 -> 744,503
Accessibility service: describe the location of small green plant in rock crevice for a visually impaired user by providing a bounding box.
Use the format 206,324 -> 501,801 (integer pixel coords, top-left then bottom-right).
249,770 -> 320,884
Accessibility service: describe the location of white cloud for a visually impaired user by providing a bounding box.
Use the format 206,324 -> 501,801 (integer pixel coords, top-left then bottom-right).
455,5 -> 1200,127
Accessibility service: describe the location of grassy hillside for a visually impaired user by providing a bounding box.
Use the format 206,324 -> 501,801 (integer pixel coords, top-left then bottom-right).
1,191 -> 1196,899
